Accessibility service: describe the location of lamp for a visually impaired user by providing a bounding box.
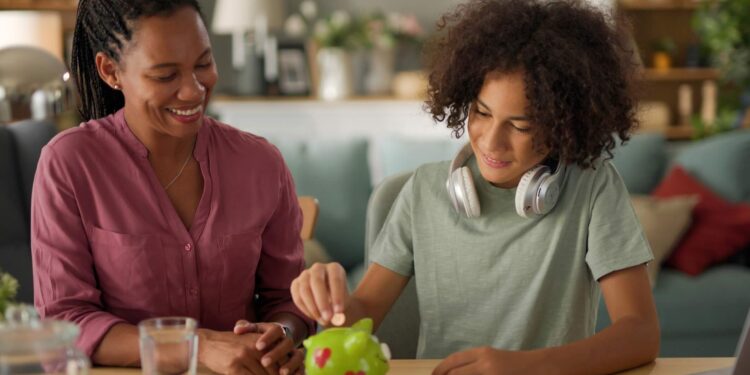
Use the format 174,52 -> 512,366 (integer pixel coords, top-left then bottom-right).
0,12 -> 75,124
0,46 -> 76,124
0,11 -> 64,61
212,0 -> 284,69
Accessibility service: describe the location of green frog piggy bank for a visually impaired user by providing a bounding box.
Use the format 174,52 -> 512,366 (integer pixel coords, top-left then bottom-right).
303,318 -> 391,375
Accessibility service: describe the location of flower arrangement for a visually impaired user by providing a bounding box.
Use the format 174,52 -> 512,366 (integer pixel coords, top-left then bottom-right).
283,0 -> 319,37
0,269 -> 19,320
283,1 -> 424,50
282,1 -> 428,99
313,10 -> 365,49
284,1 -> 360,49
362,12 -> 425,49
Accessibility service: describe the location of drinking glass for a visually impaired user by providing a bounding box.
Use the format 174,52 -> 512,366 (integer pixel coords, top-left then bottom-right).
138,317 -> 198,375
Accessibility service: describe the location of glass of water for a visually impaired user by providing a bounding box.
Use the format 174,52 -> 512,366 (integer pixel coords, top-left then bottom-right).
138,317 -> 198,375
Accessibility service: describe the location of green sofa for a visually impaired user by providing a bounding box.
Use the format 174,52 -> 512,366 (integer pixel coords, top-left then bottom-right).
275,130 -> 750,357
597,131 -> 750,356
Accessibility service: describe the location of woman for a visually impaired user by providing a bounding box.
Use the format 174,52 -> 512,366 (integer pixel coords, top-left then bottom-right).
291,0 -> 659,374
31,1 -> 311,374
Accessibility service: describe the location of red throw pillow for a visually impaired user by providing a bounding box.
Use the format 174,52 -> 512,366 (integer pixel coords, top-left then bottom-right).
652,166 -> 750,275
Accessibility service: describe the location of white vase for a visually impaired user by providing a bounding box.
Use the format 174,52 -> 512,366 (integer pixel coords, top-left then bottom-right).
316,47 -> 353,101
365,47 -> 395,95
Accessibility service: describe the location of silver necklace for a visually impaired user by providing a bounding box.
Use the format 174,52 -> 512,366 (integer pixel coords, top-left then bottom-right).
163,146 -> 193,190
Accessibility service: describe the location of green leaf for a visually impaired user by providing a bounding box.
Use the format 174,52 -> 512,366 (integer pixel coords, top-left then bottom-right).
0,270 -> 19,319
694,0 -> 750,89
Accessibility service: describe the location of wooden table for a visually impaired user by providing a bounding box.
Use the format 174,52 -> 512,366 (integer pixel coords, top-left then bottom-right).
92,357 -> 734,375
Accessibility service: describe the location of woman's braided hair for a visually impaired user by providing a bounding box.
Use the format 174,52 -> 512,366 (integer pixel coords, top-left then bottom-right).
71,0 -> 202,121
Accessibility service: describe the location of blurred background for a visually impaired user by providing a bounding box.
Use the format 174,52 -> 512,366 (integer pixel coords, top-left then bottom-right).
0,0 -> 749,360
1,0 -> 749,134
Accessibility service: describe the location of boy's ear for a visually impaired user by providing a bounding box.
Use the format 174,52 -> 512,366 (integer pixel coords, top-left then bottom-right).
95,52 -> 121,89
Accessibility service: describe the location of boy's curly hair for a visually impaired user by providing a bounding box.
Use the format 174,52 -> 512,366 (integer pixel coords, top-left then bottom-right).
424,0 -> 639,168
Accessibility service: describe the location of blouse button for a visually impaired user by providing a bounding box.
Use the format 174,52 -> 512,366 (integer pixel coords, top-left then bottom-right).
184,243 -> 192,252
189,287 -> 198,295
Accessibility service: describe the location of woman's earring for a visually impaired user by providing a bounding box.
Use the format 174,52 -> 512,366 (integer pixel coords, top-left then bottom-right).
112,84 -> 121,90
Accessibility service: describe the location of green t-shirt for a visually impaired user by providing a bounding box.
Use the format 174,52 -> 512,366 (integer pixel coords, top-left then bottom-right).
370,157 -> 653,359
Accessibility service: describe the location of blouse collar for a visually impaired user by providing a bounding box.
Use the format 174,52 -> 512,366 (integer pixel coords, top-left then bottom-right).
113,108 -> 209,162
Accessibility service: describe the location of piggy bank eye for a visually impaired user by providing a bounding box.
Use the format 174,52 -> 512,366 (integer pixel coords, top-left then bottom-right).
314,347 -> 332,368
380,343 -> 392,361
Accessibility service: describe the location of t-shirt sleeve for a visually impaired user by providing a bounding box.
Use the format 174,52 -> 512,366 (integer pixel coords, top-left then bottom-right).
369,175 -> 416,277
585,162 -> 654,281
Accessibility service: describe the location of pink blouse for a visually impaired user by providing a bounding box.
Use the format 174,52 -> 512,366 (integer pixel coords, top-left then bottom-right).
31,109 -> 313,357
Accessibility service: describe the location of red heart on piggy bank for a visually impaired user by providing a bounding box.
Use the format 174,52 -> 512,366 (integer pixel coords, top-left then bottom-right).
314,347 -> 332,368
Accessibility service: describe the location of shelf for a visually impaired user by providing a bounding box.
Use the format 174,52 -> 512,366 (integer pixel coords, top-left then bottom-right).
664,125 -> 694,140
0,0 -> 78,11
618,0 -> 702,10
212,94 -> 422,103
639,126 -> 694,140
641,68 -> 719,82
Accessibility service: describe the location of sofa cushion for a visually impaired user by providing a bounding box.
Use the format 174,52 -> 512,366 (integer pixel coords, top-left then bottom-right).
653,266 -> 750,337
611,133 -> 668,195
653,166 -> 750,275
674,130 -> 750,203
7,119 -> 58,213
0,242 -> 33,303
0,126 -> 27,245
374,138 -> 463,185
631,195 -> 698,286
596,265 -> 750,356
272,138 -> 371,269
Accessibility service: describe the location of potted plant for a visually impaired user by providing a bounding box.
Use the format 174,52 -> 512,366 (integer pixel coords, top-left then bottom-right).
284,1 -> 363,100
690,109 -> 736,139
0,269 -> 19,320
361,12 -> 425,95
652,37 -> 677,71
694,0 -> 750,128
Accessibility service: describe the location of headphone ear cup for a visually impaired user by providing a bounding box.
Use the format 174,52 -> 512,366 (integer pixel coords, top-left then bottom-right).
515,165 -> 550,218
515,170 -> 533,218
536,177 -> 560,215
452,167 -> 481,218
446,142 -> 482,218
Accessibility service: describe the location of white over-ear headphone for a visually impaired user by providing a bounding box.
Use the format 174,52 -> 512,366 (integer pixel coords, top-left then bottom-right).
446,142 -> 566,219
